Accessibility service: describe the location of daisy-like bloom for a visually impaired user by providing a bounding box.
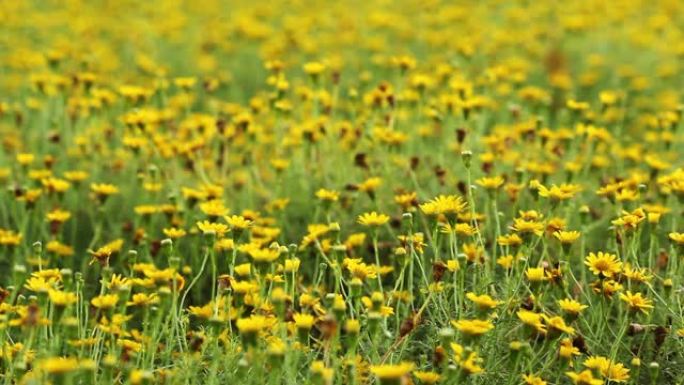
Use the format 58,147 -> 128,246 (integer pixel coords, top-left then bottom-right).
16,153 -> 35,165
46,209 -> 71,224
584,356 -> 630,383
108,274 -> 131,292
196,220 -> 229,237
48,290 -> 78,307
127,293 -> 159,307
523,374 -> 547,385
357,177 -> 383,196
446,259 -> 460,272
130,369 -> 154,385
558,298 -> 588,315
0,229 -> 23,246
24,276 -> 56,293
358,211 -> 390,227
236,315 -> 273,334
611,210 -> 645,230
199,200 -> 228,217
566,370 -> 603,385
537,183 -> 582,201
584,252 -> 622,278
497,255 -> 515,270
451,319 -> 494,336
669,232 -> 684,245
91,294 -> 119,309
163,227 -> 186,239
419,195 -> 467,217
303,61 -> 326,76
413,371 -> 441,384
559,338 -> 580,360
248,248 -> 280,264
225,215 -> 252,230
517,310 -> 546,335
90,183 -> 119,196
394,192 -> 417,211
591,279 -> 623,298
466,292 -> 502,310
293,313 -> 316,330
497,233 -> 523,247
525,267 -> 550,282
36,357 -> 95,374
316,188 -> 339,202
476,175 -> 505,191
510,218 -> 544,236
553,230 -> 581,244
310,361 -> 334,384
459,351 -> 484,375
543,315 -> 575,335
42,177 -> 71,194
622,263 -> 652,283
345,319 -> 361,334
88,245 -> 114,266
63,170 -> 88,183
283,257 -> 301,273
370,362 -> 414,384
619,291 -> 654,314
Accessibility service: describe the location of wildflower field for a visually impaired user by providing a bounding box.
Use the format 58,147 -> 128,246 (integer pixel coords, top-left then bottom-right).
2,0 -> 684,384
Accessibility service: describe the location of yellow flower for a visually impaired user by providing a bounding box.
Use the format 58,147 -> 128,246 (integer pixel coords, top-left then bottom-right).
91,294 -> 119,309
451,319 -> 494,336
517,310 -> 546,334
303,61 -> 326,76
496,255 -> 515,269
196,221 -> 229,237
358,211 -> 390,227
559,338 -> 580,359
236,315 -> 273,334
476,176 -> 505,190
459,351 -> 484,375
163,227 -> 187,239
130,369 -> 154,385
584,356 -> 630,383
24,276 -> 56,293
525,267 -> 550,282
293,313 -> 316,330
558,298 -> 588,315
497,234 -> 523,247
619,291 -> 653,314
127,293 -> 160,307
585,252 -> 622,278
310,360 -> 334,383
543,315 -> 575,335
566,370 -> 603,385
523,374 -> 547,385
370,362 -> 414,380
316,188 -> 339,202
414,371 -> 441,384
420,195 -> 467,217
48,290 -> 77,306
465,292 -> 501,310
345,319 -> 361,334
669,232 -> 684,245
36,357 -> 94,374
537,183 -> 582,201
225,215 -> 253,230
248,248 -> 280,264
46,209 -> 71,223
510,218 -> 544,236
90,183 -> 119,196
553,230 -> 581,244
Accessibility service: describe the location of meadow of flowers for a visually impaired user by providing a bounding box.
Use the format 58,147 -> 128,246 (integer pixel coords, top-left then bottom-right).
1,0 -> 684,384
